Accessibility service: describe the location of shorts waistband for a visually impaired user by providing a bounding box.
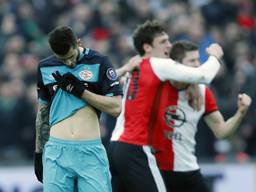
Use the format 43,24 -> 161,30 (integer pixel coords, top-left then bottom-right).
48,137 -> 102,146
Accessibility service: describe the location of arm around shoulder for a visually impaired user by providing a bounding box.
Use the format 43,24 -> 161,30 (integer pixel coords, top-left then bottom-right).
150,56 -> 221,84
116,55 -> 141,78
150,43 -> 223,84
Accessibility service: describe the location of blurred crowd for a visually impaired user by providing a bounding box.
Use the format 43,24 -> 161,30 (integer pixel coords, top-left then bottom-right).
0,0 -> 255,164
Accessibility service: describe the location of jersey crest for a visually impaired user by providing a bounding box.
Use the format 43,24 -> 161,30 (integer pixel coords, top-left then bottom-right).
79,70 -> 93,81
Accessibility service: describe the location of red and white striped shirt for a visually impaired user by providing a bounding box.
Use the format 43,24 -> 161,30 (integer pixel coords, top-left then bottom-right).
152,82 -> 218,171
111,56 -> 220,147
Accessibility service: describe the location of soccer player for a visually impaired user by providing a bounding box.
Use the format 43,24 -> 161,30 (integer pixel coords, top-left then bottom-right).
152,41 -> 252,192
34,26 -> 122,192
108,20 -> 224,192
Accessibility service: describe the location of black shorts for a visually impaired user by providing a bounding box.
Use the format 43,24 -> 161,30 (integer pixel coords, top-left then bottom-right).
108,141 -> 166,192
161,169 -> 209,192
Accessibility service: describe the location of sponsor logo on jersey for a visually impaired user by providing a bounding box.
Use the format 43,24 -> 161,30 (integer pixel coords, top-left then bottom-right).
164,105 -> 186,128
79,70 -> 93,80
164,130 -> 183,141
106,68 -> 117,80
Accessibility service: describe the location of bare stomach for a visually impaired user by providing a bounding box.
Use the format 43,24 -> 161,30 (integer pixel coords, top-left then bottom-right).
50,106 -> 101,140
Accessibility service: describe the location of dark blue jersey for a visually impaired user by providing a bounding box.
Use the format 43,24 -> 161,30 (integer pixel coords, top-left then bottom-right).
37,48 -> 122,126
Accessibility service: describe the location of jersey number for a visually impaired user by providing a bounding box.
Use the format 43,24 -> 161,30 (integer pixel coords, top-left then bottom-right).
127,69 -> 140,100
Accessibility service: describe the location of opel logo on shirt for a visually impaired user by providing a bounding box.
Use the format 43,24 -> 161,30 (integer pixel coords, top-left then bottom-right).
164,105 -> 186,128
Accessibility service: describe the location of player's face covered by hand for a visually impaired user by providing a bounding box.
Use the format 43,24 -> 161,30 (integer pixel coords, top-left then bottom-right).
56,46 -> 79,68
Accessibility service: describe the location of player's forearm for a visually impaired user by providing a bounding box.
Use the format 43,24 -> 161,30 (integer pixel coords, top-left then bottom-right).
116,55 -> 141,78
217,111 -> 245,139
151,56 -> 221,84
197,56 -> 221,84
35,103 -> 50,153
116,65 -> 128,78
81,91 -> 122,117
180,56 -> 220,84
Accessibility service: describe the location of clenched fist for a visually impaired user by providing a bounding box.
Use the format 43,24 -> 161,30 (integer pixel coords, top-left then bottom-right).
237,93 -> 252,115
206,43 -> 224,60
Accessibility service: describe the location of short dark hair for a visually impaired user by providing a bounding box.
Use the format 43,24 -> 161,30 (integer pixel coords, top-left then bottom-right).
169,41 -> 198,62
132,20 -> 166,56
48,26 -> 77,55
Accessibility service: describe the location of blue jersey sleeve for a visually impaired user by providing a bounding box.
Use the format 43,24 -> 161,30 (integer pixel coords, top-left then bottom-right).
100,56 -> 123,97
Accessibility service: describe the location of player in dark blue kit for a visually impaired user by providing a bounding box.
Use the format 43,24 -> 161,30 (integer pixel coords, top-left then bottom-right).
34,26 -> 122,192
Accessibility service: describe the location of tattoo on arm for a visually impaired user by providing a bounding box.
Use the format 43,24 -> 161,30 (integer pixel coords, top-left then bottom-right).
35,104 -> 50,152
